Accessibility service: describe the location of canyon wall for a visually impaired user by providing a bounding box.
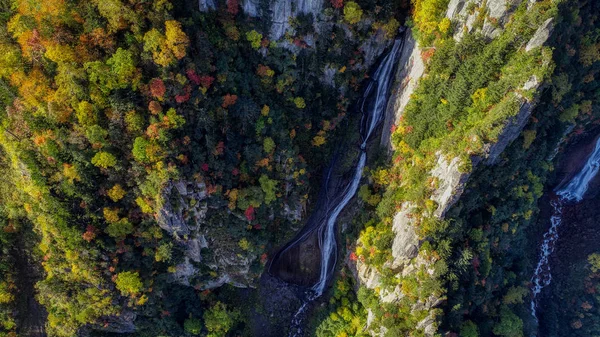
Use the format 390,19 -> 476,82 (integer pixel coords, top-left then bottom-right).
356,0 -> 557,335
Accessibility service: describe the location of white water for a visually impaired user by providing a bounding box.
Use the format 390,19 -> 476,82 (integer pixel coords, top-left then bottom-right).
530,137 -> 600,324
312,38 -> 403,296
287,38 -> 403,337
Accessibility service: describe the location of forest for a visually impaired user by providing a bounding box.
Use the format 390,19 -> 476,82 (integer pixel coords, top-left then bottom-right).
1,0 -> 599,336
0,0 -> 402,336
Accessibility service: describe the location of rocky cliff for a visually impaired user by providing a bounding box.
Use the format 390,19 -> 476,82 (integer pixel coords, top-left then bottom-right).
199,0 -> 323,39
356,0 -> 557,335
184,0 -> 397,291
157,180 -> 260,289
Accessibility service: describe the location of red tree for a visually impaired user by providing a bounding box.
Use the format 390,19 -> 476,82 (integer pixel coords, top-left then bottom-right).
330,0 -> 343,9
150,78 -> 166,98
226,0 -> 239,15
199,75 -> 214,89
148,100 -> 162,114
244,206 -> 255,221
175,85 -> 191,103
222,94 -> 238,108
186,69 -> 201,85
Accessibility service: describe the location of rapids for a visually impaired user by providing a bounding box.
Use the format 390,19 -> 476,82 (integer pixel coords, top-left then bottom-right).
530,136 -> 600,325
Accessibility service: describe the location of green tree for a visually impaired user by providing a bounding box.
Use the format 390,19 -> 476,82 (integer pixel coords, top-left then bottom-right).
343,2 -> 363,24
203,302 -> 237,337
246,30 -> 262,49
184,317 -> 203,335
115,271 -> 143,297
155,242 -> 173,262
259,174 -> 277,204
91,151 -> 117,168
106,48 -> 137,89
502,286 -> 528,305
0,281 -> 13,304
460,320 -> 479,337
293,97 -> 306,109
132,137 -> 150,163
493,306 -> 524,337
588,253 -> 600,273
106,218 -> 133,239
85,125 -> 108,147
263,137 -> 275,153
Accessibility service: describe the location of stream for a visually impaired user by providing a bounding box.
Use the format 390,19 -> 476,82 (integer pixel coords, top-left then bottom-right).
270,34 -> 404,336
530,136 -> 600,325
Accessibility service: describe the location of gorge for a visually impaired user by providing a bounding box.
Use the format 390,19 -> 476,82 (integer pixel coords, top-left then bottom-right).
0,0 -> 599,337
268,36 -> 404,336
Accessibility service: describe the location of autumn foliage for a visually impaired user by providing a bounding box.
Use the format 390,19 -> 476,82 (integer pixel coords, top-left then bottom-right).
222,94 -> 238,108
331,0 -> 344,9
226,0 -> 239,15
150,78 -> 166,98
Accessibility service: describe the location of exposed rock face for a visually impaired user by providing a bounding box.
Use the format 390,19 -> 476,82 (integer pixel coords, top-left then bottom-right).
158,181 -> 207,238
390,204 -> 419,267
269,0 -> 323,39
242,0 -> 259,17
358,1 -> 556,335
202,0 -> 324,39
431,153 -> 469,217
358,28 -> 394,71
158,180 -> 257,288
446,0 -> 523,40
526,18 -> 554,52
381,29 -> 424,149
198,0 -> 216,11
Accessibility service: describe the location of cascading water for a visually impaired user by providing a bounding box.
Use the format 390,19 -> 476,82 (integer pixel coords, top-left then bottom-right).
285,37 -> 404,336
530,136 -> 600,325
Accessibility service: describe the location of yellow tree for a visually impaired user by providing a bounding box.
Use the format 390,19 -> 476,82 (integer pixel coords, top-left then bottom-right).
143,20 -> 189,67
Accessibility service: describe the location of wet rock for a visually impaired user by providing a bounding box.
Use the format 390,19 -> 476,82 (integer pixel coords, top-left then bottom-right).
359,29 -> 393,71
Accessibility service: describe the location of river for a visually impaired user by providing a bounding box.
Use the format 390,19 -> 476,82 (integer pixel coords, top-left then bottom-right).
530,135 -> 600,326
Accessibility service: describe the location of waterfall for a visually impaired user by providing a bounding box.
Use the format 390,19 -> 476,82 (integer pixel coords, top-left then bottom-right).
530,136 -> 600,325
286,37 -> 403,337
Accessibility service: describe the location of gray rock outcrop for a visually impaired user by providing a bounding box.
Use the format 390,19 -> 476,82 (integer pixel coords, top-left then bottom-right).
199,0 -> 216,11
357,1 -> 556,335
381,29 -> 425,150
526,18 -> 554,52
